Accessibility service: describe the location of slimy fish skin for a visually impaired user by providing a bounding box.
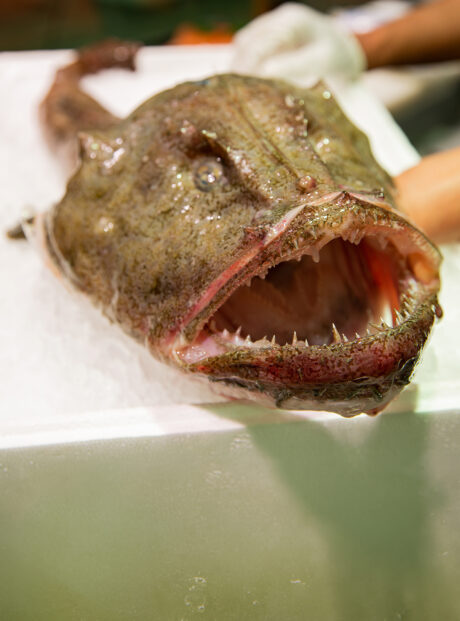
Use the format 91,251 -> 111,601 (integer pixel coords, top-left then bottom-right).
34,42 -> 441,416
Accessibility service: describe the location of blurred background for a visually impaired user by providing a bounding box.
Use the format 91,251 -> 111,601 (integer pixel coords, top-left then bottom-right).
0,0 -> 233,50
0,0 -> 459,154
0,0 -> 366,51
0,0 -> 254,50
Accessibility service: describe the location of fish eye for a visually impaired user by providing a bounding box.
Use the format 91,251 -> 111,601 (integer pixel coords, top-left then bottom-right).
193,158 -> 224,192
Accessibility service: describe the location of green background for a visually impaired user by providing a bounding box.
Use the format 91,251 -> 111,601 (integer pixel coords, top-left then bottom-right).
1,405 -> 460,620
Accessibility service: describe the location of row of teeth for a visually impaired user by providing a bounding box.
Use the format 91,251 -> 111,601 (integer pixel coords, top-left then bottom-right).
208,289 -> 418,348
243,253 -> 314,286
243,234 -> 383,286
244,244 -> 328,286
212,317 -> 405,348
243,253 -> 312,283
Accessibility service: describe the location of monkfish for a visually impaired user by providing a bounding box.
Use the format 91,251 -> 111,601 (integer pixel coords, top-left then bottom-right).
19,41 -> 442,416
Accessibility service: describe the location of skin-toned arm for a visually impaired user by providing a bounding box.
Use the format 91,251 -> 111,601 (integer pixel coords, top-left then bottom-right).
395,147 -> 460,243
355,0 -> 460,242
356,0 -> 460,69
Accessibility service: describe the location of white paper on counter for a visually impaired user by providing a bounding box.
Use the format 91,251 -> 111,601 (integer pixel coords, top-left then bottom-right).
0,45 -> 459,444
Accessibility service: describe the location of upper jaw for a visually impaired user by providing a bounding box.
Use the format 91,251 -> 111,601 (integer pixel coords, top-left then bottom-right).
170,197 -> 439,342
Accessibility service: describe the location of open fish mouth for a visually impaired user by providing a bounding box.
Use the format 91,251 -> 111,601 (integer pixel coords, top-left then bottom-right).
170,197 -> 441,416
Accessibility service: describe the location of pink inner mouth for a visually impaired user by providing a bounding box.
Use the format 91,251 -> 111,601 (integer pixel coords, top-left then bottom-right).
176,228 -> 437,366
209,237 -> 400,346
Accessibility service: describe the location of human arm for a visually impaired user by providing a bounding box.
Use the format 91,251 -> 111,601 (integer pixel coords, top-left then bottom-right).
357,0 -> 460,69
395,147 -> 460,243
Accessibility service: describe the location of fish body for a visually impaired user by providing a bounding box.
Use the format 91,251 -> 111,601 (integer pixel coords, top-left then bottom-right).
36,48 -> 441,416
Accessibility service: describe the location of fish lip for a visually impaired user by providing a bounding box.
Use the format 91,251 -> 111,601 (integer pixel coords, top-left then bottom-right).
181,293 -> 438,417
182,290 -> 437,371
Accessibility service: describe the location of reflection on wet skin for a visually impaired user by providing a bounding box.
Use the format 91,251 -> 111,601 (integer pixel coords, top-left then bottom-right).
207,404 -> 451,619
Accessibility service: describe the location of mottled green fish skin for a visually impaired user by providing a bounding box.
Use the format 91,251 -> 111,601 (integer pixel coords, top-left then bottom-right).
44,74 -> 441,415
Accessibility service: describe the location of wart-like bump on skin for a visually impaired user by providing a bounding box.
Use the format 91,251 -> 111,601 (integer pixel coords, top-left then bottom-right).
297,175 -> 316,192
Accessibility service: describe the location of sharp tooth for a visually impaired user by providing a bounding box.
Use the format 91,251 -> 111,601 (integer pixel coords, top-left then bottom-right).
342,333 -> 348,342
355,332 -> 361,340
304,337 -> 310,346
292,331 -> 298,345
403,292 -> 413,306
331,323 -> 342,344
222,329 -> 229,338
236,326 -> 242,336
403,300 -> 414,315
271,335 -> 276,345
259,268 -> 269,279
366,327 -> 372,336
245,335 -> 251,344
394,310 -> 404,325
311,247 -> 320,263
293,239 -> 299,250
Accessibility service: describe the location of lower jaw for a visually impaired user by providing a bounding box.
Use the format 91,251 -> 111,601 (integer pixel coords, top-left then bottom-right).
206,374 -> 407,417
182,295 -> 437,417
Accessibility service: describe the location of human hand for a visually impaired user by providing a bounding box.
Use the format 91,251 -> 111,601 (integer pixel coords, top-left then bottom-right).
395,146 -> 460,244
231,2 -> 365,84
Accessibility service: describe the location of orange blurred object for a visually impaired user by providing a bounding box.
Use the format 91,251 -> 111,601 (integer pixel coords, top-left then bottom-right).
169,23 -> 233,45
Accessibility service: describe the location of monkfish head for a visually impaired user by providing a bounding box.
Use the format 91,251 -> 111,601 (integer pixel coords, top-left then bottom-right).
42,74 -> 441,416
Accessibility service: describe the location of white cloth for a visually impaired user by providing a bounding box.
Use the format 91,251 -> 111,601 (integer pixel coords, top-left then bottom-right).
231,2 -> 366,84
